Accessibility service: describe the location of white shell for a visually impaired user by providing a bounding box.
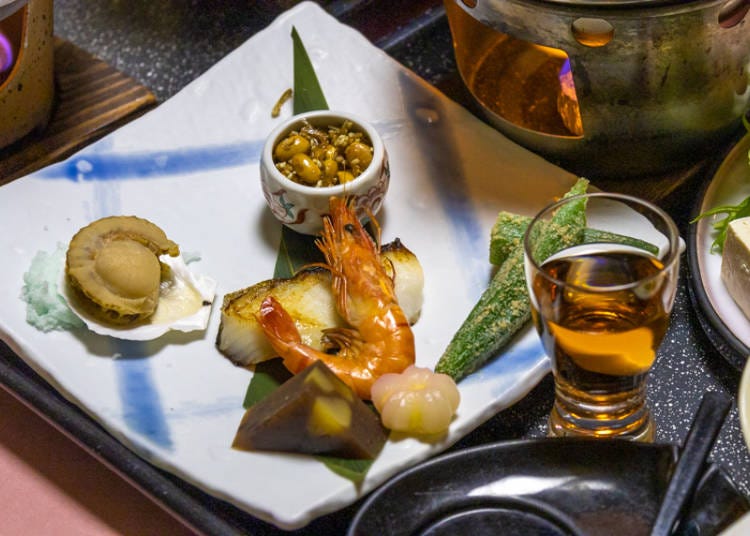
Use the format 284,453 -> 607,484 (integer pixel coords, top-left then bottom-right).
60,254 -> 217,341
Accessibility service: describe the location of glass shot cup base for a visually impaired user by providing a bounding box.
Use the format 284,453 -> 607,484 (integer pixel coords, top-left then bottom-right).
546,387 -> 655,442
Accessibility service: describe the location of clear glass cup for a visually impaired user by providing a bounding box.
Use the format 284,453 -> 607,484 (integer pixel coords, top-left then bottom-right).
523,192 -> 681,441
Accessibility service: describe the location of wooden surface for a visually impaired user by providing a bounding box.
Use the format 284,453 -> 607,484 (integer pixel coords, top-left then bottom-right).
0,37 -> 157,186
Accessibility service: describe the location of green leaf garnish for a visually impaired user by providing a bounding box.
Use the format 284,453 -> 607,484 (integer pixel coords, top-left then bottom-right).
239,29 -> 376,484
270,25 -> 330,280
318,457 -> 374,482
691,115 -> 750,253
273,226 -> 323,279
242,360 -> 291,409
291,26 -> 328,114
692,196 -> 750,253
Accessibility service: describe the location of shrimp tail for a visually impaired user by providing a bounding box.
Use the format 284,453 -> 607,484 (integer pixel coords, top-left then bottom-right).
256,296 -> 319,375
257,297 -> 375,399
255,196 -> 416,400
322,327 -> 363,353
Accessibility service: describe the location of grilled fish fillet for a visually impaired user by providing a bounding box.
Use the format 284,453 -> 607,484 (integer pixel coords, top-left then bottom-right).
216,239 -> 424,366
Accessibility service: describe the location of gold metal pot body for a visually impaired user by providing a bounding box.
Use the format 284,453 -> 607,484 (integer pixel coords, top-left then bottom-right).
446,0 -> 750,178
0,0 -> 54,149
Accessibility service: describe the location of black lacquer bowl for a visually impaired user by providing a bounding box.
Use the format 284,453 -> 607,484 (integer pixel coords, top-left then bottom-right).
348,439 -> 749,536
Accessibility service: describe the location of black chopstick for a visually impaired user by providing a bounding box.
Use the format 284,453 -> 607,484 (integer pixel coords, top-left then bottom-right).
650,390 -> 732,536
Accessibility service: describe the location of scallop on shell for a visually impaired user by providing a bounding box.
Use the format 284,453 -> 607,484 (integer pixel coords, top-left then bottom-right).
62,215 -> 216,340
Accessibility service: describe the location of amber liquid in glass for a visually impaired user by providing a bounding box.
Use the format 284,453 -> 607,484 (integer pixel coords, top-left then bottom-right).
531,249 -> 669,440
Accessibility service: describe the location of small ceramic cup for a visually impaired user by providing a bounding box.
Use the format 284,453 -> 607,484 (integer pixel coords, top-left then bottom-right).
260,110 -> 389,235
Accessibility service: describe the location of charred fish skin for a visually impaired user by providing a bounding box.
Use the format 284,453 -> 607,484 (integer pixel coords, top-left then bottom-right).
217,267 -> 341,367
216,240 -> 424,367
381,239 -> 424,327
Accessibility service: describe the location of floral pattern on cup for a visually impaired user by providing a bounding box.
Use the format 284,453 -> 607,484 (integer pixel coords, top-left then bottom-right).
259,110 -> 390,235
262,152 -> 389,230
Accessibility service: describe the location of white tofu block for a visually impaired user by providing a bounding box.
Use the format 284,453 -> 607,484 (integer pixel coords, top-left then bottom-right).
721,217 -> 750,319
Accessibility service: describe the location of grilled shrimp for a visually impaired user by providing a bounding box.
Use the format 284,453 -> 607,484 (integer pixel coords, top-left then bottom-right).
256,197 -> 415,399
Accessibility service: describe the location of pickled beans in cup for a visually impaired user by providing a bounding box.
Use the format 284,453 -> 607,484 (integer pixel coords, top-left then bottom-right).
272,119 -> 373,187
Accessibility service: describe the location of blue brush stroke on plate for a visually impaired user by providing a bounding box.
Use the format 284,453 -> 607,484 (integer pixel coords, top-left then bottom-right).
111,340 -> 173,449
54,139 -> 263,450
398,71 -> 486,296
84,182 -> 174,449
399,70 -> 549,382
35,141 -> 263,181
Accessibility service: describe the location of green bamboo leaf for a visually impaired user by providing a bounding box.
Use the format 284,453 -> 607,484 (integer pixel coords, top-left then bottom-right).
271,26 -> 330,279
292,26 -> 328,114
318,457 -> 374,482
273,226 -> 323,279
239,31 -> 375,483
242,360 -> 291,409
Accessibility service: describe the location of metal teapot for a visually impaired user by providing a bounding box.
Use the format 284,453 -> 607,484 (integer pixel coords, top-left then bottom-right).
445,0 -> 750,178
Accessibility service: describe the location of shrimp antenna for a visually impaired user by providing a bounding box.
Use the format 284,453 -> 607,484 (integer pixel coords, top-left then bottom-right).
365,206 -> 381,252
382,255 -> 396,285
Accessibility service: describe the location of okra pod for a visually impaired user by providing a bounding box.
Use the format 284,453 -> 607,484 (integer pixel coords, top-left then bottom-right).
435,178 -> 589,381
490,212 -> 659,265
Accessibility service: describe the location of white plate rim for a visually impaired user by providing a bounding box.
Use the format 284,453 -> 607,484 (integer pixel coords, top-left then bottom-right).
688,131 -> 750,370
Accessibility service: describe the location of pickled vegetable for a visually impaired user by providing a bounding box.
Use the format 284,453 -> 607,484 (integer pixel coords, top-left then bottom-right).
232,361 -> 387,459
273,120 -> 373,187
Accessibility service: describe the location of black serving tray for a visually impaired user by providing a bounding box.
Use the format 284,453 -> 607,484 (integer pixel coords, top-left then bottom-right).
4,2 -> 750,535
